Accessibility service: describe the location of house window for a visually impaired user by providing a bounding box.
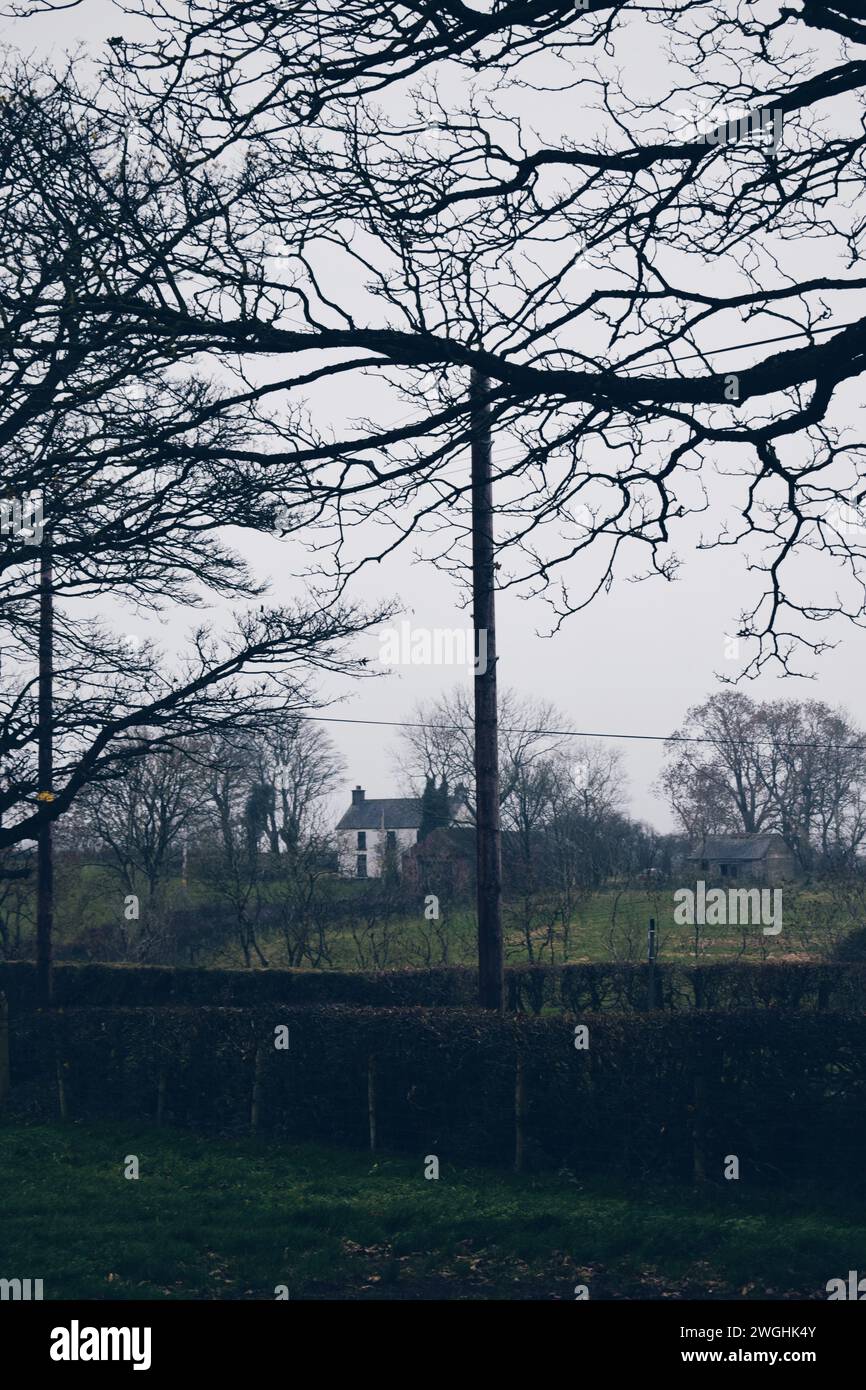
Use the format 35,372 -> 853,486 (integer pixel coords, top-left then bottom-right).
356,854 -> 367,878
357,831 -> 366,850
700,859 -> 709,871
720,864 -> 728,877
386,830 -> 396,847
729,865 -> 737,879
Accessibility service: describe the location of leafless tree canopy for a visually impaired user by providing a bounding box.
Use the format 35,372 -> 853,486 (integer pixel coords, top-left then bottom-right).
59,0 -> 866,679
4,1 -> 866,838
659,690 -> 866,869
0,67 -> 388,848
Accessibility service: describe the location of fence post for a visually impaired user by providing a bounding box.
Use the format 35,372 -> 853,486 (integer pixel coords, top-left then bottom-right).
817,970 -> 830,1012
0,992 -> 9,1108
56,1053 -> 68,1122
646,918 -> 657,1011
514,1052 -> 527,1173
250,1044 -> 264,1133
367,1055 -> 377,1153
692,966 -> 704,1010
691,1066 -> 706,1183
156,1069 -> 167,1127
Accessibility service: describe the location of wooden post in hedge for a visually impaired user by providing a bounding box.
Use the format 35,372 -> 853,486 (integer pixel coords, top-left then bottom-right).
693,966 -> 704,1010
691,1039 -> 713,1184
471,369 -> 504,1013
817,970 -> 830,1012
646,917 -> 657,1011
691,1068 -> 706,1183
367,1055 -> 377,1153
0,992 -> 9,1108
514,1052 -> 527,1173
56,1054 -> 68,1122
250,1044 -> 264,1132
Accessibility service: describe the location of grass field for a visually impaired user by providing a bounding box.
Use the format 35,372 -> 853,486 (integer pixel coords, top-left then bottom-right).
43,863 -> 849,970
0,1122 -> 861,1299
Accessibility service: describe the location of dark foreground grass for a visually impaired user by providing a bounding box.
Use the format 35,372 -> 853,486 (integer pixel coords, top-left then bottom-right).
0,1121 -> 860,1299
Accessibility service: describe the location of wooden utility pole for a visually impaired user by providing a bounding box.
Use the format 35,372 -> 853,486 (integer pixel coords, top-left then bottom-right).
36,515 -> 54,1007
470,370 -> 504,1012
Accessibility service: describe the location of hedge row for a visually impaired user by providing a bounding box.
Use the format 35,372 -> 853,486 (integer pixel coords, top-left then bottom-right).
4,958 -> 866,1014
0,961 -> 480,1011
6,1004 -> 866,1186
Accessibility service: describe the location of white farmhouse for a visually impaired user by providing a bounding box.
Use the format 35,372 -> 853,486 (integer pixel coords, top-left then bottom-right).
335,786 -> 424,878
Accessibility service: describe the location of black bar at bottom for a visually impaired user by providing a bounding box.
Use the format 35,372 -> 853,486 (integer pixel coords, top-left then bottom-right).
1,1297 -> 859,1375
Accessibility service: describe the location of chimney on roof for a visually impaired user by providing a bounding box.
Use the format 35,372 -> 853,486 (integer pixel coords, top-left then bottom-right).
352,785 -> 365,805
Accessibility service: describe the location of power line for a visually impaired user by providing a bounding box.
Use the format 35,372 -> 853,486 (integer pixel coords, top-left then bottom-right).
300,712 -> 866,754
614,317 -> 861,374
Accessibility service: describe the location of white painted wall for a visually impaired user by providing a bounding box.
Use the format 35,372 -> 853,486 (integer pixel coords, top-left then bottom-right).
337,825 -> 419,878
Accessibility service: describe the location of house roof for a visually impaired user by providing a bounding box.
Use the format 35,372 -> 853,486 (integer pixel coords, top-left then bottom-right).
336,797 -> 423,831
685,833 -> 783,863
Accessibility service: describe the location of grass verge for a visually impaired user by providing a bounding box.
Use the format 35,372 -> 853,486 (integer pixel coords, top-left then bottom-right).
0,1121 -> 860,1299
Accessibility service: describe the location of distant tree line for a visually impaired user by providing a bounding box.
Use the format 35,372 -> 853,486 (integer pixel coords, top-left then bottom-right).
397,687 -> 666,961
658,692 -> 866,874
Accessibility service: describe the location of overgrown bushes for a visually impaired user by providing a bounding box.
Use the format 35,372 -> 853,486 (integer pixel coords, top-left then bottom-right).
6,1004 -> 866,1188
4,958 -> 866,1014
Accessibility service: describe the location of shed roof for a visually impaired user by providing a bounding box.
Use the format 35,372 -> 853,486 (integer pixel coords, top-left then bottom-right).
685,833 -> 783,863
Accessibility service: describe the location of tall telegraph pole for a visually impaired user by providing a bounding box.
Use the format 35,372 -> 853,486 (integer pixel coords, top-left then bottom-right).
470,370 -> 504,1011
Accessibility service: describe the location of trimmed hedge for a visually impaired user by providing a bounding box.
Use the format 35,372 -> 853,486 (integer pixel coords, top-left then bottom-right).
3,958 -> 866,1014
0,961 -> 480,1012
7,1004 -> 866,1187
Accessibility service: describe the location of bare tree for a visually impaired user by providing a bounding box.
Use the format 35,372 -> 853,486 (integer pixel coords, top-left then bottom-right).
75,738 -> 204,902
68,0 -> 866,691
657,693 -> 775,841
7,2 -> 866,967
271,834 -> 338,968
197,722 -> 345,966
502,743 -> 627,960
395,686 -> 569,819
199,736 -> 270,968
3,2 -> 863,681
397,689 -> 628,957
0,849 -> 32,958
755,700 -> 866,872
658,691 -> 866,870
246,719 -> 345,855
0,63 -> 390,863
246,720 -> 345,965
